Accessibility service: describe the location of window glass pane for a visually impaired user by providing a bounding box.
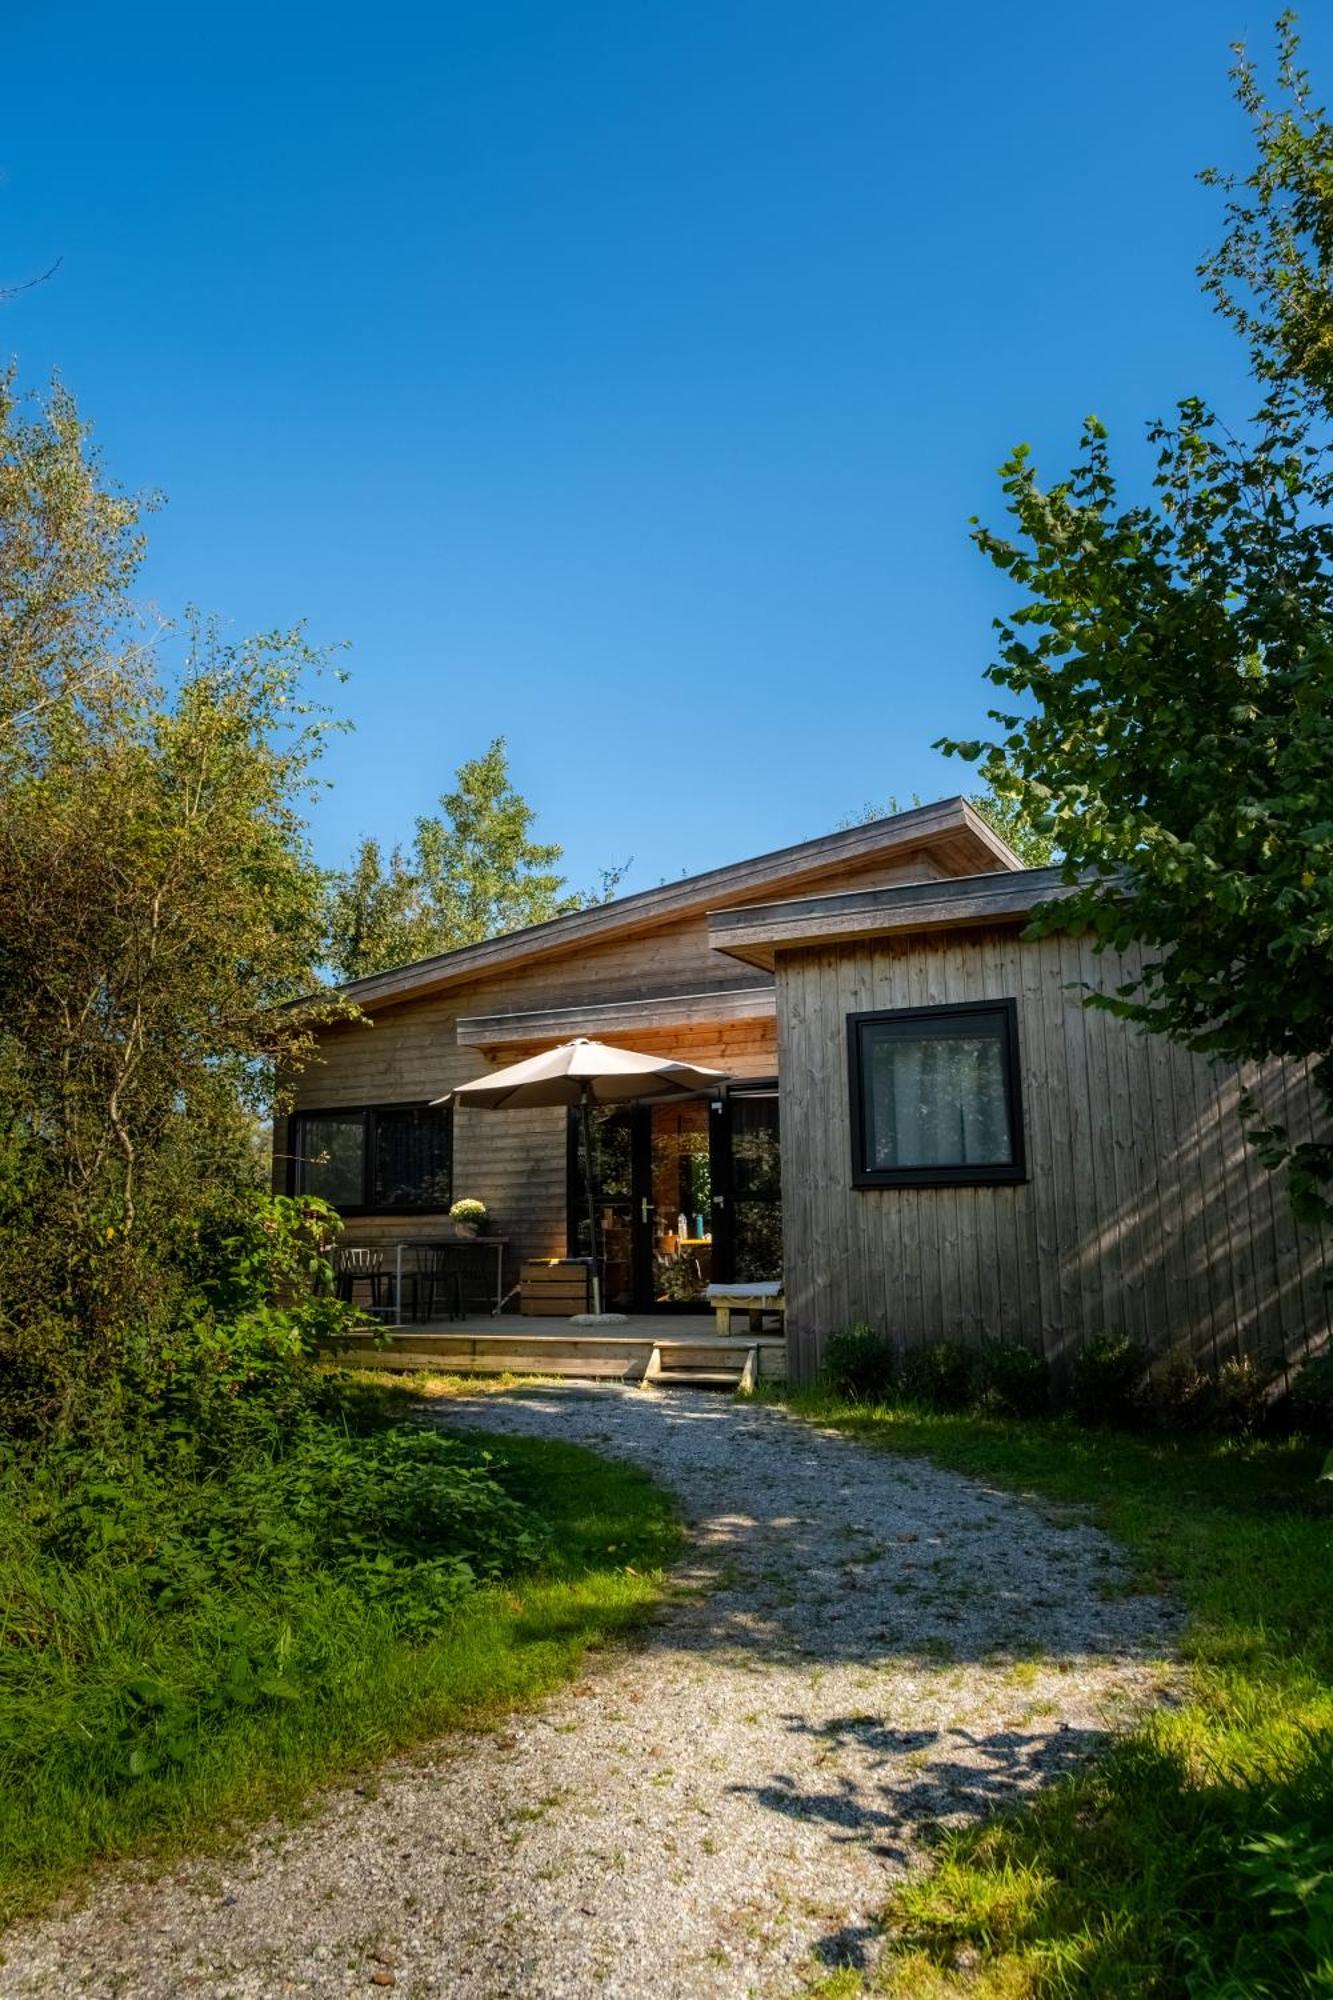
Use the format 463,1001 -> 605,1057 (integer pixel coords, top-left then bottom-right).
372,1107 -> 452,1211
570,1107 -> 634,1309
730,1090 -> 783,1280
294,1114 -> 365,1207
862,1016 -> 1013,1171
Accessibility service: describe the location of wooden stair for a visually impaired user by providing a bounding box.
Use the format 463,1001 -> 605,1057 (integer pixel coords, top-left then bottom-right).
639,1341 -> 759,1394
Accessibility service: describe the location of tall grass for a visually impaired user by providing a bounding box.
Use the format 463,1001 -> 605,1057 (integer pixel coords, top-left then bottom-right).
0,1391 -> 678,1927
776,1389 -> 1333,1997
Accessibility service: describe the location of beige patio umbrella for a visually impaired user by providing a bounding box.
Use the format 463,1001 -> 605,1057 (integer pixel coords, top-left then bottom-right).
436,1037 -> 728,1319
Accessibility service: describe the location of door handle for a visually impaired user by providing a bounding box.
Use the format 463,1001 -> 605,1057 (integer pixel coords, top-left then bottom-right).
640,1197 -> 650,1224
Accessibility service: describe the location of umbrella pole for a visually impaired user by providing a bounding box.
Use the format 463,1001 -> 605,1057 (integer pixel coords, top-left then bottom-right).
579,1083 -> 603,1316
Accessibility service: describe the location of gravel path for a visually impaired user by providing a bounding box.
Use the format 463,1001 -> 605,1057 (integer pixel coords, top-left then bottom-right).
1,1386 -> 1176,1999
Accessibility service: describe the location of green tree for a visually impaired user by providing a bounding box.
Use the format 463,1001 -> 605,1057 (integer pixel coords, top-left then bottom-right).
941,19 -> 1333,1218
326,738 -> 584,979
0,379 -> 343,1428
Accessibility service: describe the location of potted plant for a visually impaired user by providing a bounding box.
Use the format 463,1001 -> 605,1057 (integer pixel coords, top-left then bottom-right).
449,1198 -> 489,1239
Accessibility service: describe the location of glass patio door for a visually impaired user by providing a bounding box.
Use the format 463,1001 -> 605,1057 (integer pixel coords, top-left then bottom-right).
711,1085 -> 782,1284
569,1085 -> 781,1311
644,1098 -> 715,1308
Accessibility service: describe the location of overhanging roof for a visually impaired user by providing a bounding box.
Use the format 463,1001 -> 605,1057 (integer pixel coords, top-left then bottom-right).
331,797 -> 1021,1013
708,866 -> 1079,969
455,984 -> 776,1049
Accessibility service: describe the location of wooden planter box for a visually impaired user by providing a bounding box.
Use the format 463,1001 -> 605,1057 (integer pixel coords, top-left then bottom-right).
520,1258 -> 592,1316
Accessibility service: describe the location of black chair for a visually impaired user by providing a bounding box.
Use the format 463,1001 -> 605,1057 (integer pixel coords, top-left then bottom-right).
451,1241 -> 499,1318
413,1245 -> 463,1323
334,1244 -> 389,1316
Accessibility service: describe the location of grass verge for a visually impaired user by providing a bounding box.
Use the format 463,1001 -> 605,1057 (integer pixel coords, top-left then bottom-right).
771,1388 -> 1333,1998
0,1376 -> 679,1929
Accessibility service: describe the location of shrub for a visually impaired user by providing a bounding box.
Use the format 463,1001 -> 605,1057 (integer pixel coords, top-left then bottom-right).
821,1323 -> 896,1402
1151,1357 -> 1218,1432
1290,1352 -> 1333,1439
6,1412 -> 550,1667
1212,1355 -> 1274,1438
899,1340 -> 979,1412
1070,1333 -> 1148,1425
974,1340 -> 1049,1417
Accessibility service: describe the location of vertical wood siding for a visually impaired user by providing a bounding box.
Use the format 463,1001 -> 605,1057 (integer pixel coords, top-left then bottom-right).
281,917 -> 782,1271
776,927 -> 1332,1382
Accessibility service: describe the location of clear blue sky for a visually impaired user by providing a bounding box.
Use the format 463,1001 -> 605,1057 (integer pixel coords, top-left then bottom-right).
6,2 -> 1325,894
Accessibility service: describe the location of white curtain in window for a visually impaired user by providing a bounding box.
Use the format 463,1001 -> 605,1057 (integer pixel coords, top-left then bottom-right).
869,1030 -> 1011,1169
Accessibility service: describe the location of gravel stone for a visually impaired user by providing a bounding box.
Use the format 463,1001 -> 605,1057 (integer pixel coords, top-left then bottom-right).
0,1385 -> 1177,1997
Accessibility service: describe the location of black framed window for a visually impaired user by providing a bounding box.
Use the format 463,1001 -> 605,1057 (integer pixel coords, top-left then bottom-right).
290,1103 -> 453,1214
848,1001 -> 1025,1188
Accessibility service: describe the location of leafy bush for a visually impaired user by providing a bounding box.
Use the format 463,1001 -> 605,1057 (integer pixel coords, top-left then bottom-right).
821,1323 -> 896,1402
0,1407 -> 676,1915
236,1422 -> 548,1635
1070,1333 -> 1148,1425
0,1405 -> 551,1802
1212,1355 -> 1274,1438
1151,1357 -> 1219,1432
11,1414 -> 545,1646
973,1340 -> 1049,1417
899,1340 -> 979,1412
1290,1352 -> 1333,1439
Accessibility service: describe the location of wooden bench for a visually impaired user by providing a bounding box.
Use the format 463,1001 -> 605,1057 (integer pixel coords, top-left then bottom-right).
705,1282 -> 785,1336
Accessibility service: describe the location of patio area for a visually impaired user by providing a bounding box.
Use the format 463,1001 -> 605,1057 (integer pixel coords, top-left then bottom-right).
333,1312 -> 787,1385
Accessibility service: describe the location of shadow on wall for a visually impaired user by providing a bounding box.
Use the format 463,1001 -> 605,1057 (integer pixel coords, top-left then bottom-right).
811,1047 -> 1331,1383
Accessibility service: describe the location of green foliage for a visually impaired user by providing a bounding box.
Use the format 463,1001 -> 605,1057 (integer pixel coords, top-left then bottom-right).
836,784 -> 1053,864
1290,1351 -> 1333,1438
820,1332 -> 1049,1418
1200,15 -> 1333,417
0,1394 -> 679,1919
1235,1812 -> 1333,1978
966,786 -> 1056,867
939,21 -> 1333,1224
0,376 -> 349,1434
775,1386 -> 1333,1997
822,1323 -> 897,1402
898,1340 -> 979,1413
973,1339 -> 1050,1417
819,1328 -> 1333,1439
1069,1334 -> 1148,1426
325,737 -> 585,980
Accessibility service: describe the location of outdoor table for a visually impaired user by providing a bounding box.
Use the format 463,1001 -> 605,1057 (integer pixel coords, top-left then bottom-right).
391,1238 -> 508,1327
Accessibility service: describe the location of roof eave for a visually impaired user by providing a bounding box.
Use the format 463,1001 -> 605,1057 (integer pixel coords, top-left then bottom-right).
330,796 -> 1019,1012
707,866 -> 1083,970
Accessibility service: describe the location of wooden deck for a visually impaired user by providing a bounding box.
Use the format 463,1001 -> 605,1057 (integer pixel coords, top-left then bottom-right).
332,1312 -> 787,1385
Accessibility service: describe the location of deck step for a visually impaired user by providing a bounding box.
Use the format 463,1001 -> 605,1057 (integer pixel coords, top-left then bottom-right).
651,1369 -> 745,1388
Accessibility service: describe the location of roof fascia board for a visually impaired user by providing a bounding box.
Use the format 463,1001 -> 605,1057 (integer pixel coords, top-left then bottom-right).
708,867 -> 1080,969
336,797 -> 1009,1011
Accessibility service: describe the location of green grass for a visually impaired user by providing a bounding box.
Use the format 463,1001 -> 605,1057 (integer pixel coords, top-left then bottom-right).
0,1378 -> 679,1928
770,1388 -> 1333,1998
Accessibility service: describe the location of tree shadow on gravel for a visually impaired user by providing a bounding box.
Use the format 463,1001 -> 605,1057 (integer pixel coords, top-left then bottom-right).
729,1716 -> 1105,1867
437,1388 -> 1178,1673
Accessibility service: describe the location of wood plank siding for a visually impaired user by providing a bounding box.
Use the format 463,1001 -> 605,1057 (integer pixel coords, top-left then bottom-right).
276,827 -> 984,1271
773,926 -> 1333,1383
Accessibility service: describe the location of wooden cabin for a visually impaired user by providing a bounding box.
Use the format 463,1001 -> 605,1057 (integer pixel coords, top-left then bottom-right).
277,803 -> 1331,1381
708,865 -> 1332,1381
274,801 -> 1015,1322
